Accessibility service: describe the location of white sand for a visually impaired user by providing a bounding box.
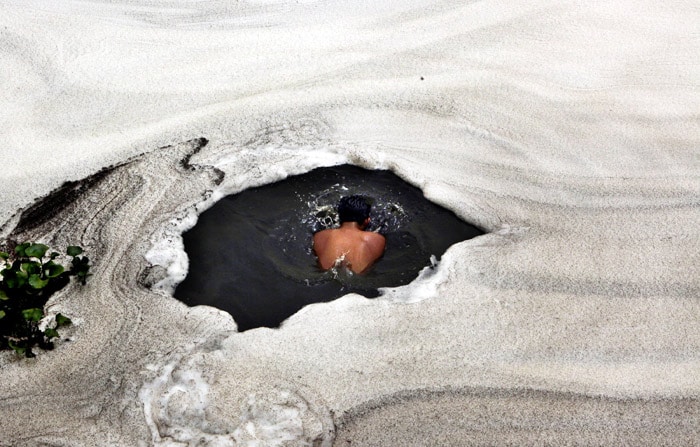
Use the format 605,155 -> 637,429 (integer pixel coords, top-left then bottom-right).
1,1 -> 699,445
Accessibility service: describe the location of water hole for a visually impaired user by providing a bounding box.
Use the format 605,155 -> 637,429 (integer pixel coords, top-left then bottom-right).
174,165 -> 484,331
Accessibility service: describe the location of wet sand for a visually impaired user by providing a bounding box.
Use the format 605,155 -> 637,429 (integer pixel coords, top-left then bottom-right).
1,1 -> 699,445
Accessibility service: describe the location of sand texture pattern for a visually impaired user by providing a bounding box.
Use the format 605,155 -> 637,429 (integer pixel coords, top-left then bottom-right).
1,1 -> 699,445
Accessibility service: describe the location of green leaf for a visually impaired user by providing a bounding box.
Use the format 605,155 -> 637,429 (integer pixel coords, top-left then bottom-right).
67,246 -> 83,257
16,270 -> 28,287
0,243 -> 86,357
14,242 -> 30,257
72,256 -> 90,267
21,261 -> 41,275
8,340 -> 26,356
44,261 -> 65,278
70,256 -> 91,284
28,274 -> 49,290
22,308 -> 43,322
3,269 -> 21,289
56,313 -> 72,327
25,243 -> 49,259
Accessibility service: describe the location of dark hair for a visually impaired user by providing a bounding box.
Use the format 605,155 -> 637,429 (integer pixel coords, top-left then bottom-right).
338,195 -> 371,225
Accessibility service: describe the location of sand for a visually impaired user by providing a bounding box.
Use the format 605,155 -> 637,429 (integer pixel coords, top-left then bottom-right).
1,1 -> 699,445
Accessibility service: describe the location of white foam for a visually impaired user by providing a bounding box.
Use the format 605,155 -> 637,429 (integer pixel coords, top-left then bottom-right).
380,253 -> 445,304
144,205 -> 202,295
1,0 -> 698,444
140,356 -> 228,446
139,347 -> 328,447
232,391 -> 312,446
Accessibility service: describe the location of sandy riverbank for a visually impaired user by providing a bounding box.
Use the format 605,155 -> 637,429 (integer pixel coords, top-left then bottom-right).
1,1 -> 698,445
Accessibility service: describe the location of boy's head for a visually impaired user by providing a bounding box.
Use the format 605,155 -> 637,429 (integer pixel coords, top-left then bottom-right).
338,195 -> 371,225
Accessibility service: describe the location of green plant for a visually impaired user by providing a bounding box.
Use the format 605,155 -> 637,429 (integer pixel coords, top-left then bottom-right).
0,242 -> 90,357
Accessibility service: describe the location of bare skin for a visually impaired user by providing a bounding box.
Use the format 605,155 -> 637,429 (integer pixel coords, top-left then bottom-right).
313,218 -> 386,274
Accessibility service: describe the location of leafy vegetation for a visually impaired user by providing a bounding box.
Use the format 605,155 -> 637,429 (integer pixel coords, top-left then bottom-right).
0,242 -> 90,357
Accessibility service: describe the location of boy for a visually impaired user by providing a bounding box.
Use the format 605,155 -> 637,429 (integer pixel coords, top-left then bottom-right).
313,195 -> 386,273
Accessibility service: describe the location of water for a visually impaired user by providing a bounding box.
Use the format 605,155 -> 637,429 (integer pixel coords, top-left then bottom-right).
174,165 -> 484,331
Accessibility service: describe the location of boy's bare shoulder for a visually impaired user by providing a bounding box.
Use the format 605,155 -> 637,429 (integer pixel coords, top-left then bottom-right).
314,228 -> 333,237
363,231 -> 386,252
364,231 -> 385,241
312,229 -> 331,245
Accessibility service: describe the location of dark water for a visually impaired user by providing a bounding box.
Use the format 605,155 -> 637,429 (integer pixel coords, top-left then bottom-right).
174,165 -> 484,331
